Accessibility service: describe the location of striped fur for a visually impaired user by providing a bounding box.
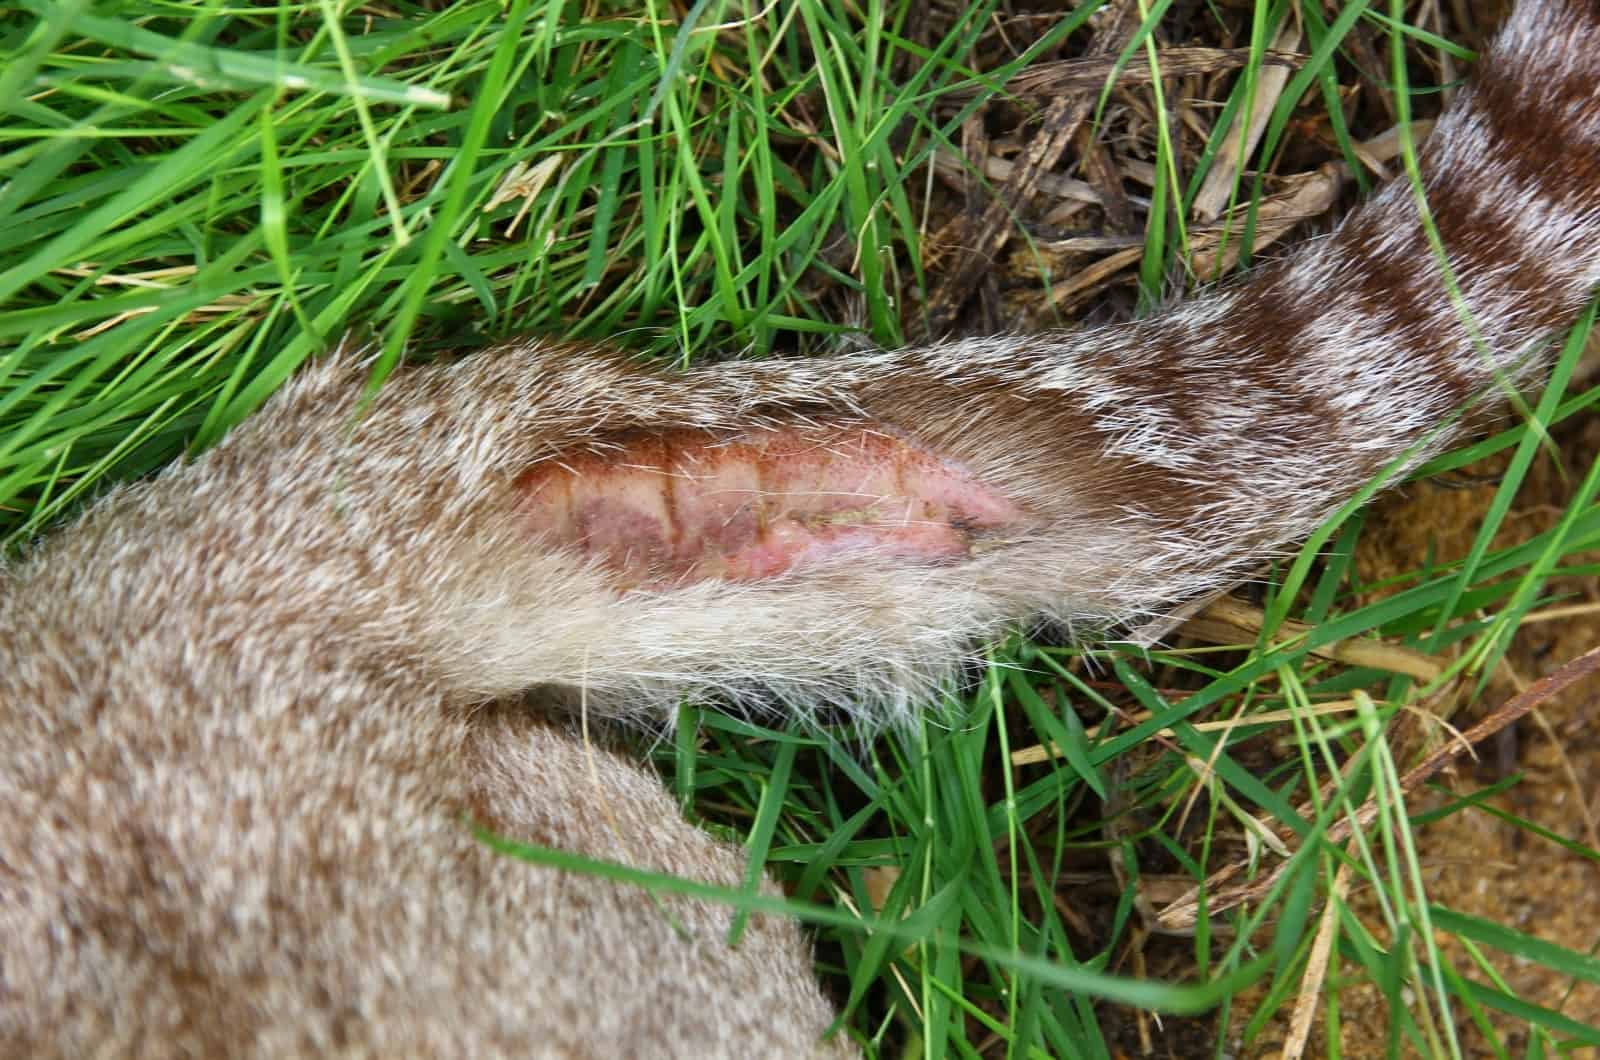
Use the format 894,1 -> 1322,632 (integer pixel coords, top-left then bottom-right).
2,1 -> 1598,1055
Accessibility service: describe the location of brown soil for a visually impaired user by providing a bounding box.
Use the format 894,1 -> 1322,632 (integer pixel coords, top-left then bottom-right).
1308,411 -> 1600,1058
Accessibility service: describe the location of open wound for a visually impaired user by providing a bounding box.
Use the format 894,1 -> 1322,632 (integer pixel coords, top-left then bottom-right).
517,424 -> 1022,588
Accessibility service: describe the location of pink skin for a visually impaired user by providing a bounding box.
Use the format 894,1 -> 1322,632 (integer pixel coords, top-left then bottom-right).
518,424 -> 1023,589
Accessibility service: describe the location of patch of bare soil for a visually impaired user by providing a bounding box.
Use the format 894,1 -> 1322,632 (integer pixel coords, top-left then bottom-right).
1223,387 -> 1600,1059
1318,411 -> 1600,1058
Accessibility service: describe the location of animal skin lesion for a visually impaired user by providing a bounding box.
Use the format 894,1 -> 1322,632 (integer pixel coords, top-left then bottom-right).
516,424 -> 1024,588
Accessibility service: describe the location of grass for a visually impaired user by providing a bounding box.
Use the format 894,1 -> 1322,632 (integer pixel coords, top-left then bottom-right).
5,0 -> 1600,1056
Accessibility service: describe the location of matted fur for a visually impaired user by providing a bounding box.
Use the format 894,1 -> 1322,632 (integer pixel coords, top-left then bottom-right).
3,1 -> 1599,1055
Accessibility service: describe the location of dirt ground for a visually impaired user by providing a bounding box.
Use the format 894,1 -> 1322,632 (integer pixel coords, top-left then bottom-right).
1233,401 -> 1600,1058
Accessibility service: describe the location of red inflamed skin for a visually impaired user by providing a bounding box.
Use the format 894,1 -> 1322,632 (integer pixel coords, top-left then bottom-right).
518,425 -> 1025,588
